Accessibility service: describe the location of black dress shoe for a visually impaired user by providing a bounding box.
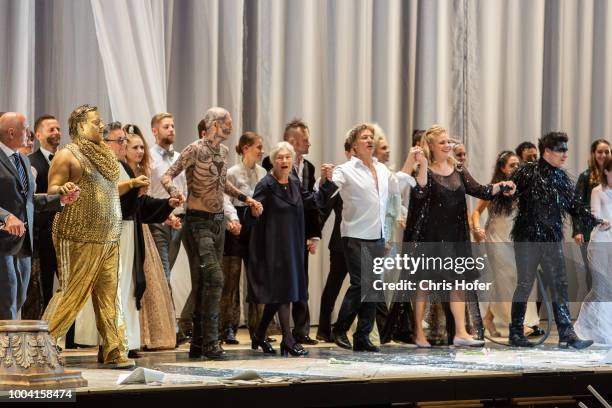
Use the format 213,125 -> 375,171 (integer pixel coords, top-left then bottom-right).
203,342 -> 226,359
251,336 -> 276,354
332,330 -> 352,349
128,350 -> 142,359
529,325 -> 546,337
266,336 -> 277,343
294,334 -> 318,345
280,341 -> 308,357
509,333 -> 534,347
353,338 -> 380,352
559,333 -> 593,350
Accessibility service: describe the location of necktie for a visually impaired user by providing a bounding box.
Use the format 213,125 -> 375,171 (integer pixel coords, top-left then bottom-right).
11,153 -> 29,196
162,149 -> 175,160
49,153 -> 54,162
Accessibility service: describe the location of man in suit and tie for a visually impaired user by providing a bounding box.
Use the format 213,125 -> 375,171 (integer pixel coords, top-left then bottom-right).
0,112 -> 78,320
29,114 -> 62,310
262,119 -> 321,345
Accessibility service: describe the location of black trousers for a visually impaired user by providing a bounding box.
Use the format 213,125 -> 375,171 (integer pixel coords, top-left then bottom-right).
334,237 -> 384,340
511,242 -> 573,338
183,215 -> 225,346
317,248 -> 348,338
291,249 -> 311,338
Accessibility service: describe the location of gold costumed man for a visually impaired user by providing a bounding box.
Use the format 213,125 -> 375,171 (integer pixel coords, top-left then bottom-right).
42,104 -> 133,368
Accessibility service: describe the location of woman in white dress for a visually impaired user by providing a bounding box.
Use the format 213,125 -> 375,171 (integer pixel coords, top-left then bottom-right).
575,157 -> 612,346
471,151 -> 540,337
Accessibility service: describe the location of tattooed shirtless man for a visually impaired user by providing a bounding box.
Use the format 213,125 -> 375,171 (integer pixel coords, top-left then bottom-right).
162,107 -> 262,359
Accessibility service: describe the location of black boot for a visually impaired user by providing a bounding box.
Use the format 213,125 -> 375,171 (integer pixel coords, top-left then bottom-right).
189,318 -> 203,358
509,302 -> 533,347
558,329 -> 593,350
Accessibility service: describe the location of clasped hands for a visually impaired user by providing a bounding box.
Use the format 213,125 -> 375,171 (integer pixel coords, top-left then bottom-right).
169,190 -> 186,208
320,164 -> 335,182
58,182 -> 81,205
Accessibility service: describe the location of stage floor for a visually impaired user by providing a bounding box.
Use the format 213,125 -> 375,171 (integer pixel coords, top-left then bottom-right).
60,329 -> 612,406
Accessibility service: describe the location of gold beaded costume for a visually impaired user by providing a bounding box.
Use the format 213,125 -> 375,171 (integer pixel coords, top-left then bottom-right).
42,141 -> 129,364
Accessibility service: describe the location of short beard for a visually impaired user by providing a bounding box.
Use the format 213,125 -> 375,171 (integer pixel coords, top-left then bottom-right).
160,136 -> 174,146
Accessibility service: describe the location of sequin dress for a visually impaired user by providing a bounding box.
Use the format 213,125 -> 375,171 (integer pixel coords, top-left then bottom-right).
405,167 -> 494,282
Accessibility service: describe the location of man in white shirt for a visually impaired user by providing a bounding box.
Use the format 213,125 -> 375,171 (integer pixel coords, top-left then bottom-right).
331,123 -> 416,352
148,112 -> 188,283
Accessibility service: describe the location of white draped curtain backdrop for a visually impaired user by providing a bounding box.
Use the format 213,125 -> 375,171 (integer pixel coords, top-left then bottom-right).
1,0 -> 611,323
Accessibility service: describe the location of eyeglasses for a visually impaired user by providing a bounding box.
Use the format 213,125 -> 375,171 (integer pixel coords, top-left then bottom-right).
105,137 -> 128,144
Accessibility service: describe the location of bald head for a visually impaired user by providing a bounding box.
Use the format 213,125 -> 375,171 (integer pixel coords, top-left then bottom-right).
0,112 -> 29,150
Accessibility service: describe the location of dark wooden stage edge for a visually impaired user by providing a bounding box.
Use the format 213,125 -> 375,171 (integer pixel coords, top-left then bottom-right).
74,370 -> 612,407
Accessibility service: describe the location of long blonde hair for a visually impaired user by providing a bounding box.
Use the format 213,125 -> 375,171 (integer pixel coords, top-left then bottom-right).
420,124 -> 456,167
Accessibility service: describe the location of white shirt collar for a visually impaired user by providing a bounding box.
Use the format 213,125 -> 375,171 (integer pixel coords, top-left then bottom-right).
349,155 -> 379,168
39,146 -> 55,162
0,141 -> 17,157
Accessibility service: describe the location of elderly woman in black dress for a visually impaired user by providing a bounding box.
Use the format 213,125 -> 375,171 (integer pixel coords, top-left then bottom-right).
248,141 -> 336,356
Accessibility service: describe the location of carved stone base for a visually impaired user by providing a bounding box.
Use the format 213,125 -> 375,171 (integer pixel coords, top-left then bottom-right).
0,320 -> 87,390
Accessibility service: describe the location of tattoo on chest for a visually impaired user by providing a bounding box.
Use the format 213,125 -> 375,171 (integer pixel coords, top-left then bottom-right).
190,146 -> 227,211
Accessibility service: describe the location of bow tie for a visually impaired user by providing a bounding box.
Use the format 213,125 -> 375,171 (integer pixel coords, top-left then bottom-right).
162,149 -> 175,160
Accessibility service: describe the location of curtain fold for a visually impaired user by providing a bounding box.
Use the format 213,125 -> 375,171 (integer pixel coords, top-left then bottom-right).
0,0 -> 35,118
90,0 -> 168,141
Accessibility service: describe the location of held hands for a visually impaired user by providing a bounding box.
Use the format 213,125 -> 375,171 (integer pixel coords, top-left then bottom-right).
168,197 -> 182,208
403,147 -> 425,172
2,214 -> 26,237
599,219 -> 611,231
496,181 -> 516,196
60,185 -> 81,205
131,175 -> 150,189
228,220 -> 242,236
573,234 -> 585,245
163,214 -> 182,230
170,191 -> 186,206
246,197 -> 263,217
58,181 -> 78,196
473,227 -> 486,242
320,164 -> 335,183
306,239 -> 319,255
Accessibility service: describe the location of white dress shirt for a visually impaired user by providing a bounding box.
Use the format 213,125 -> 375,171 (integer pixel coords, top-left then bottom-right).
149,144 -> 188,215
39,146 -> 55,164
332,156 -> 415,241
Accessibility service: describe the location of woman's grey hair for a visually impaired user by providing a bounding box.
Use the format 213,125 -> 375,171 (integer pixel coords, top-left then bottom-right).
202,107 -> 230,132
269,141 -> 296,162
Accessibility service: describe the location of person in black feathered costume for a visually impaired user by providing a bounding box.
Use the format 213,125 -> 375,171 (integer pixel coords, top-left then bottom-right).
501,131 -> 610,348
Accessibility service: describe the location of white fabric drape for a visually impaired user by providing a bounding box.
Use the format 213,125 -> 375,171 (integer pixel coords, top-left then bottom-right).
1,0 -> 612,324
90,0 -> 168,141
0,0 -> 35,118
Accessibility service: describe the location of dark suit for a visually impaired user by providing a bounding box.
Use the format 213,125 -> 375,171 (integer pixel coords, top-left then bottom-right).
262,155 -> 321,338
29,149 -> 58,309
0,148 -> 62,319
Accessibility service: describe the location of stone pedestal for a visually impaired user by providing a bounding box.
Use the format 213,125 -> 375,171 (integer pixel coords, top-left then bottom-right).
0,320 -> 87,390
